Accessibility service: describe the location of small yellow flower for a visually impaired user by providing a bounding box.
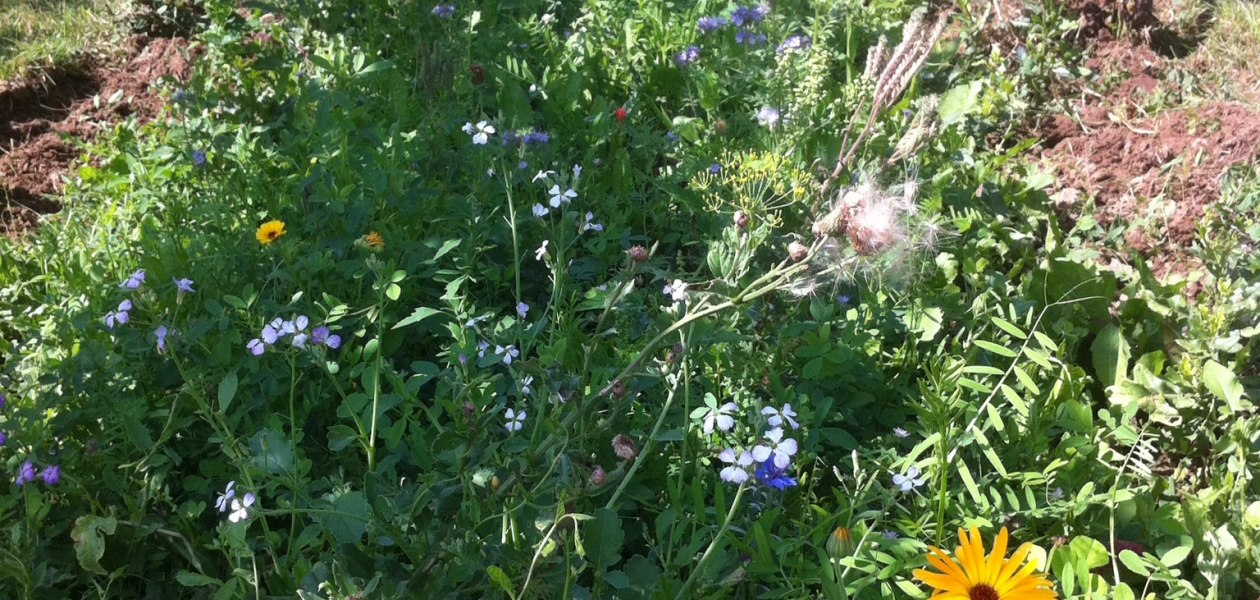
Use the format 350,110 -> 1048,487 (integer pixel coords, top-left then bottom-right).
914,528 -> 1057,600
256,220 -> 286,245
364,231 -> 384,250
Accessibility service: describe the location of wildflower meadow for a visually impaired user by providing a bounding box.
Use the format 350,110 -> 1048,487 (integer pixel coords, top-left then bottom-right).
1,0 -> 1259,598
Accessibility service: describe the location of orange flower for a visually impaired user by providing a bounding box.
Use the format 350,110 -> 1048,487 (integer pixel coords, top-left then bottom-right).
914,528 -> 1057,600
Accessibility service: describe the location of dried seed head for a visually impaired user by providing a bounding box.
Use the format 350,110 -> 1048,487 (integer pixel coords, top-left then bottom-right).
627,245 -> 649,263
591,465 -> 607,486
734,211 -> 750,229
847,200 -> 899,255
788,241 -> 809,262
714,119 -> 729,136
612,434 -> 638,460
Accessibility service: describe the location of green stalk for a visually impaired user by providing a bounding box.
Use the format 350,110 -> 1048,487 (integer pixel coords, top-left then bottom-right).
675,483 -> 748,599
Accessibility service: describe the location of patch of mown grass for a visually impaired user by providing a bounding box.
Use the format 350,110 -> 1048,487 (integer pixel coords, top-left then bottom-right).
0,0 -> 126,82
1185,0 -> 1260,107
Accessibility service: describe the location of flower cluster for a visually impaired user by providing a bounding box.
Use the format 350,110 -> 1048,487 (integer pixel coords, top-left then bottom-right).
431,4 -> 455,18
246,315 -> 341,356
15,460 -> 59,487
776,34 -> 812,55
695,394 -> 802,491
674,45 -> 700,67
697,16 -> 727,33
215,481 -> 257,523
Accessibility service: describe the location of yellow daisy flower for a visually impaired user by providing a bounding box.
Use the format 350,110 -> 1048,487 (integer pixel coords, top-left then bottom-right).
256,220 -> 286,245
914,528 -> 1057,600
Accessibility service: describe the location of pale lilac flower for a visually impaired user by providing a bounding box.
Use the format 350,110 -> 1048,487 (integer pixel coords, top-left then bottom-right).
882,530 -> 900,540
294,315 -> 309,331
247,339 -> 265,356
261,323 -> 281,345
572,164 -> 582,181
516,302 -> 529,318
521,375 -> 534,395
173,278 -> 195,294
548,185 -> 577,208
674,45 -> 701,67
40,465 -> 60,486
532,169 -> 556,183
532,203 -> 549,218
756,106 -> 781,129
581,212 -> 604,233
494,344 -> 520,365
762,404 -> 800,430
121,269 -> 146,290
718,448 -> 754,484
104,300 -> 133,329
730,5 -> 767,27
477,341 -> 489,358
228,492 -> 256,522
703,402 -> 738,434
752,427 -> 798,469
324,334 -> 342,349
776,34 -> 812,55
1049,487 -> 1065,501
697,16 -> 727,33
154,325 -> 169,354
432,4 -> 455,18
292,333 -> 308,348
735,31 -> 767,45
663,279 -> 687,303
893,466 -> 927,492
215,481 -> 236,512
892,427 -> 909,438
505,407 -> 527,432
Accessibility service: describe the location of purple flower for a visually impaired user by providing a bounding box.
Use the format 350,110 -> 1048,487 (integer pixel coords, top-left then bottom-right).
215,481 -> 236,512
516,302 -> 529,318
40,465 -> 60,486
755,460 -> 797,490
105,300 -> 133,329
518,160 -> 529,171
247,339 -> 265,356
292,333 -> 308,348
523,130 -> 550,146
674,45 -> 701,67
666,131 -> 680,144
261,324 -> 281,345
173,277 -> 195,294
154,325 -> 169,354
776,34 -> 812,55
1,392 -> 6,410
431,4 -> 455,18
532,203 -> 549,218
501,130 -> 520,147
581,212 -> 604,233
697,16 -> 727,33
0,431 -> 7,446
708,163 -> 721,174
310,326 -> 329,345
121,269 -> 146,290
882,530 -> 900,540
731,5 -> 767,27
325,334 -> 342,349
192,150 -> 207,167
15,461 -> 36,486
735,31 -> 767,45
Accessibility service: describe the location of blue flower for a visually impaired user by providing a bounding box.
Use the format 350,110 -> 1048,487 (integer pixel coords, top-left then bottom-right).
120,269 -> 146,290
518,160 -> 529,171
247,339 -> 265,356
154,325 -> 169,354
173,277 -> 195,294
105,300 -> 133,329
674,45 -> 700,67
708,163 -> 721,174
665,131 -> 680,144
755,460 -> 797,490
735,31 -> 767,45
40,465 -> 60,486
516,302 -> 529,318
431,4 -> 455,18
192,150 -> 207,168
697,16 -> 727,33
730,5 -> 767,27
523,130 -> 550,146
501,130 -> 520,147
0,431 -> 6,446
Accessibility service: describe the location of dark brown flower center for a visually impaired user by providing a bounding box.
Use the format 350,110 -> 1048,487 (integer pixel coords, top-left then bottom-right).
969,584 -> 999,600
268,231 -> 278,239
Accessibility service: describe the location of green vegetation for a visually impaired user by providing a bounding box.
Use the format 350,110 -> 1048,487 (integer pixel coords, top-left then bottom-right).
0,0 -> 1258,598
0,0 -> 125,81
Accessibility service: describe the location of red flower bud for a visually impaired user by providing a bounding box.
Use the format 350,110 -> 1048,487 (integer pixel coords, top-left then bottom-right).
614,107 -> 628,123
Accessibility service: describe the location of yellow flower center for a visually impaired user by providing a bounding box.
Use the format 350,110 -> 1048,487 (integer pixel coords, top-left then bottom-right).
969,584 -> 999,600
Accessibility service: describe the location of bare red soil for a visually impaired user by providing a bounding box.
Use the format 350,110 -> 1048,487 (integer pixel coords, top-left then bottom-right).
1,35 -> 192,237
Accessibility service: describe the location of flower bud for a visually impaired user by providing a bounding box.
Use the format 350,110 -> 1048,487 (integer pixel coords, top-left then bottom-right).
491,475 -> 501,491
591,465 -> 607,486
714,119 -> 728,136
627,245 -> 648,263
827,526 -> 855,559
611,380 -> 627,398
733,211 -> 750,229
788,241 -> 809,262
612,434 -> 638,461
470,63 -> 486,86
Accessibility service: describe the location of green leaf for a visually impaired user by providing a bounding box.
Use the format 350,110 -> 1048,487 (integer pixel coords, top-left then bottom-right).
250,429 -> 295,475
624,554 -> 660,589
991,316 -> 1028,340
938,80 -> 982,125
218,371 -> 238,413
1113,582 -> 1136,600
176,571 -> 223,588
1202,360 -> 1244,413
316,491 -> 371,544
956,461 -> 986,505
1117,550 -> 1149,576
975,340 -> 1017,358
585,508 -> 624,571
1160,544 -> 1191,567
1091,325 -> 1129,388
356,60 -> 395,77
71,515 -> 117,575
385,283 -> 401,301
486,565 -> 516,596
392,307 -> 441,330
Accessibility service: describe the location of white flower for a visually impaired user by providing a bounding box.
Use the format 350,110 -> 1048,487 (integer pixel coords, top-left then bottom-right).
505,407 -> 527,432
532,169 -> 556,183
521,375 -> 534,395
469,120 -> 495,145
495,344 -> 520,365
228,492 -> 256,523
535,240 -> 550,261
663,279 -> 688,303
761,404 -> 800,430
752,427 -> 798,469
572,164 -> 582,181
703,402 -> 738,434
548,185 -> 577,207
892,466 -> 927,492
892,427 -> 910,438
718,448 -> 754,484
540,13 -> 555,25
532,203 -> 549,217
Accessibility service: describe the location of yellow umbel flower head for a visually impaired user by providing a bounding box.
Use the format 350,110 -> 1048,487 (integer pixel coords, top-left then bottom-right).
914,528 -> 1057,600
256,220 -> 286,245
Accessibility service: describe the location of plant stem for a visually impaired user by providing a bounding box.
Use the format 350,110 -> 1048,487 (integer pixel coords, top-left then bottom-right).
676,483 -> 747,600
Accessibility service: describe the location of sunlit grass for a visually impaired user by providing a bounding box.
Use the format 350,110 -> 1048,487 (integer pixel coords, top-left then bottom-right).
0,0 -> 126,81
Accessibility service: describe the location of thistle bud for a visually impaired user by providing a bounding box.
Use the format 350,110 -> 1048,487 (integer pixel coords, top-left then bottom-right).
627,245 -> 649,263
826,526 -> 855,559
788,241 -> 809,262
591,465 -> 607,486
714,119 -> 728,136
611,380 -> 627,398
733,211 -> 750,229
612,434 -> 638,461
